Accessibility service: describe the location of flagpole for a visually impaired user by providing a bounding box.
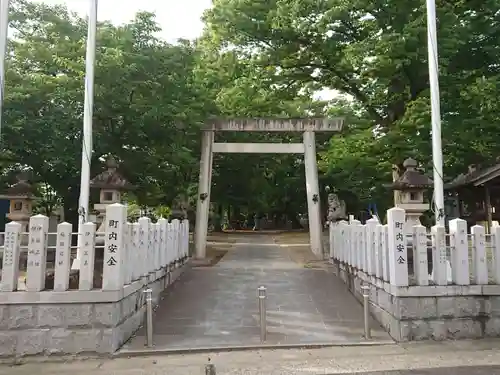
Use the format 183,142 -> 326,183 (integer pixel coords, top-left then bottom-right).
426,0 -> 445,227
74,0 -> 98,268
0,0 -> 10,141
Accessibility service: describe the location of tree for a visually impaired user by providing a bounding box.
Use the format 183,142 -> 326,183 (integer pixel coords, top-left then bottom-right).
2,0 -> 207,226
202,0 -> 500,212
194,48 -> 338,224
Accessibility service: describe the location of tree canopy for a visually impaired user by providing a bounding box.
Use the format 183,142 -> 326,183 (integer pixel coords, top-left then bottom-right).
1,0 -> 500,226
203,0 -> 500,212
2,0 -> 207,224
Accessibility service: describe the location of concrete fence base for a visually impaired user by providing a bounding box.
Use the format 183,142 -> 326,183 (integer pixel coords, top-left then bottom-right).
0,262 -> 189,357
334,261 -> 500,341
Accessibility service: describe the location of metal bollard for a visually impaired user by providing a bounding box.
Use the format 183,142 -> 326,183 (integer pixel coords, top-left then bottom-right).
144,289 -> 154,347
258,286 -> 267,343
205,363 -> 216,375
361,284 -> 371,339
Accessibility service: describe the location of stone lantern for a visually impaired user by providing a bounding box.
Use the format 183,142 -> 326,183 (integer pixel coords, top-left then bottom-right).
0,173 -> 35,242
90,156 -> 133,236
325,185 -> 347,223
386,158 -> 433,227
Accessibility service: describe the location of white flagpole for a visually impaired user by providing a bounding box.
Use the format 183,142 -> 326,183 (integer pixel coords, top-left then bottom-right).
0,0 -> 10,141
74,0 -> 98,268
426,0 -> 445,226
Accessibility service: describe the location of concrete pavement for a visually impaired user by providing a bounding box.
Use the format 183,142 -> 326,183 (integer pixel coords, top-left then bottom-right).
331,367 -> 500,374
4,340 -> 500,374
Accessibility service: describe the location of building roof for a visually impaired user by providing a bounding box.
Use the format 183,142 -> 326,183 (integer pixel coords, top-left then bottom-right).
1,173 -> 35,197
444,163 -> 500,190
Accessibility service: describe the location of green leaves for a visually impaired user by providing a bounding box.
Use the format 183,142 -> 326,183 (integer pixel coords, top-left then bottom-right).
1,1 -> 208,216
4,0 -> 500,223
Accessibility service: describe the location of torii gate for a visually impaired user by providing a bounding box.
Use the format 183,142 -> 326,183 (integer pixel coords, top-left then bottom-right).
194,118 -> 344,259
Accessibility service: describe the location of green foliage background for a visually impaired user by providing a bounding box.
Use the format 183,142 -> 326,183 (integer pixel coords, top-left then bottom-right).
2,0 -> 499,226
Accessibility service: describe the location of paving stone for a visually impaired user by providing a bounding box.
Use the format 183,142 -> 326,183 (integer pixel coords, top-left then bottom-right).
436,297 -> 485,318
0,331 -> 16,356
395,297 -> 437,320
94,302 -> 122,327
37,304 -> 93,327
15,329 -> 49,356
8,305 -> 36,329
122,233 -> 390,351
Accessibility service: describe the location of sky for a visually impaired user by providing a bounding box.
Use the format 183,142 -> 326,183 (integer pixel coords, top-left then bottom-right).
39,0 -> 212,43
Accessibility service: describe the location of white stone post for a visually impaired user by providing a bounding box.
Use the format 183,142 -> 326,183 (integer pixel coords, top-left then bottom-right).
329,222 -> 335,260
334,222 -> 341,262
340,222 -> 346,264
387,207 -> 408,286
148,221 -> 154,274
339,223 -> 344,262
124,222 -> 133,285
492,223 -> 500,284
54,222 -> 72,292
102,203 -> 126,291
333,224 -> 339,262
366,218 -> 378,275
26,214 -> 49,291
344,220 -> 350,264
362,220 -> 369,273
449,218 -> 469,285
154,222 -> 161,270
194,129 -> 214,259
179,220 -> 184,260
179,220 -> 186,259
471,225 -> 488,285
1,222 -> 22,291
351,220 -> 360,268
179,218 -> 184,260
138,217 -> 150,277
412,224 -> 429,286
362,222 -> 368,273
344,221 -> 351,265
338,221 -> 347,263
382,224 -> 390,281
183,219 -> 189,259
172,219 -> 180,262
359,222 -> 367,269
431,224 -> 447,285
159,218 -> 168,267
131,222 -> 140,281
377,224 -> 387,281
303,130 -> 323,258
79,222 -> 96,291
373,222 -> 382,278
166,221 -> 173,265
335,223 -> 341,262
360,222 -> 367,271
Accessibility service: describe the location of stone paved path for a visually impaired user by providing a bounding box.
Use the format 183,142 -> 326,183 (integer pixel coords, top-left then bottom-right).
120,234 -> 390,352
326,367 -> 500,375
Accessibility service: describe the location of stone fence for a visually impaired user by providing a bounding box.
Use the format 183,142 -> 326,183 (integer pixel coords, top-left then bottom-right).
330,207 -> 500,341
0,203 -> 189,356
